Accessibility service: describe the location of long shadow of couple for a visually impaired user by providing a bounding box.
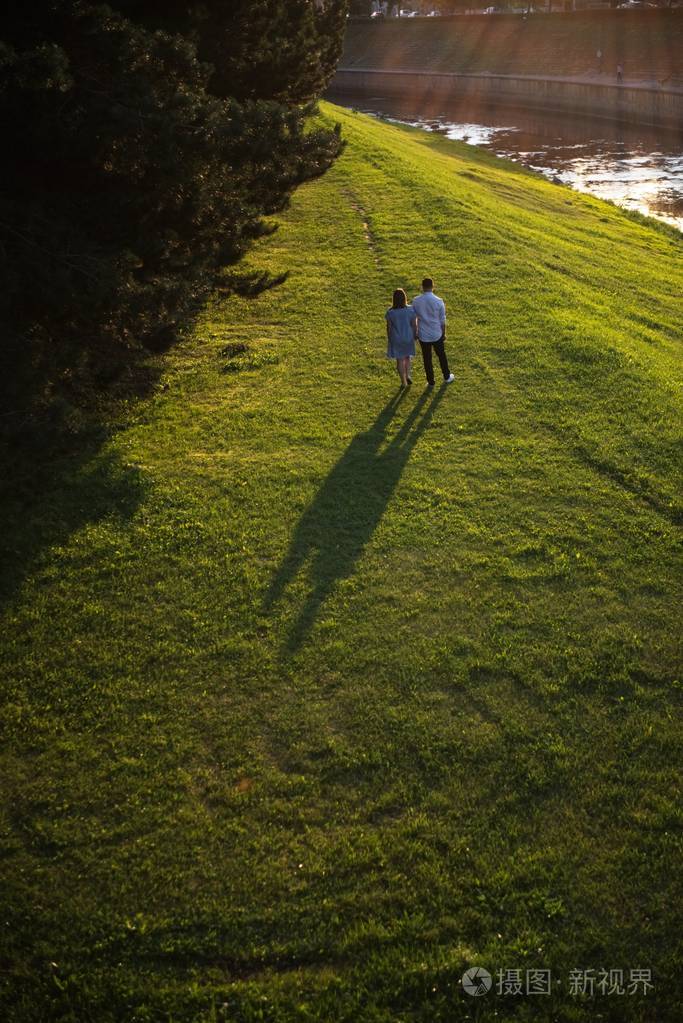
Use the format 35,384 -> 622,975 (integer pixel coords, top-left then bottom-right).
264,383 -> 447,654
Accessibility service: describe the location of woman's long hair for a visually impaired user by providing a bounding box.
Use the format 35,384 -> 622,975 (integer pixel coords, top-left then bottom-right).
392,288 -> 407,309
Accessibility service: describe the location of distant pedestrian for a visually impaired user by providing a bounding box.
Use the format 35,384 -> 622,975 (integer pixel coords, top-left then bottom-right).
411,277 -> 454,387
385,288 -> 417,388
596,48 -> 603,75
616,62 -> 624,84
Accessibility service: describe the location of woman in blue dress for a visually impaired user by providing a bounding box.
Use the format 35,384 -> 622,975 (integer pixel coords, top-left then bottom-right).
385,288 -> 417,388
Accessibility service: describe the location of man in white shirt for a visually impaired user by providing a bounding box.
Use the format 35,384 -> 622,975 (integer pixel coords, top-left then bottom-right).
411,277 -> 455,387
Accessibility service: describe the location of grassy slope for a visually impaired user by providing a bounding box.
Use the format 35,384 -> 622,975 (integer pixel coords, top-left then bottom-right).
1,102 -> 682,1022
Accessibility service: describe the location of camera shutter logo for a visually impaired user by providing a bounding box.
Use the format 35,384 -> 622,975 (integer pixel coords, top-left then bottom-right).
462,967 -> 493,996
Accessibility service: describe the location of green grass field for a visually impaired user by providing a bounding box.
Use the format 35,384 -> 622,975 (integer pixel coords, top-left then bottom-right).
1,102 -> 682,1022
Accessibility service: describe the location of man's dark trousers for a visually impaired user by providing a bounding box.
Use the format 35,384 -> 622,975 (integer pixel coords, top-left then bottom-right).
419,337 -> 451,385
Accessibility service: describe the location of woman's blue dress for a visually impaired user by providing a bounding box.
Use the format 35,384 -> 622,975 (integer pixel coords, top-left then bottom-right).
385,305 -> 417,359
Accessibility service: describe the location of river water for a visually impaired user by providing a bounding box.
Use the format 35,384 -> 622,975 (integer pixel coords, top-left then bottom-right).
328,92 -> 683,231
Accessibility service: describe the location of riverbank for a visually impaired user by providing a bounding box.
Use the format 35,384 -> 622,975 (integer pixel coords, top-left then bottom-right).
2,103 -> 681,1021
327,89 -> 683,228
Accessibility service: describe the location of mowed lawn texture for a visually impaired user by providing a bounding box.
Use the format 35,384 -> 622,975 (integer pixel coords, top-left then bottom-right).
1,102 -> 682,1022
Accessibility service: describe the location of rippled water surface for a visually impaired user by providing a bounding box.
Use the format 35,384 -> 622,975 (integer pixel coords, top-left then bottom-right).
329,92 -> 683,230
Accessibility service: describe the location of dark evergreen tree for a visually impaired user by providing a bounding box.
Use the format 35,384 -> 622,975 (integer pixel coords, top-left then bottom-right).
0,1 -> 348,423
112,1 -> 350,104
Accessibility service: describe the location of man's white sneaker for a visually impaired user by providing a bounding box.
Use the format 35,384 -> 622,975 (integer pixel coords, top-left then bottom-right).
444,373 -> 455,384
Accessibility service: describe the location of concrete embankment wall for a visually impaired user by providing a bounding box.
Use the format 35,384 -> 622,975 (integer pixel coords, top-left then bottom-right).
330,68 -> 683,130
339,11 -> 683,82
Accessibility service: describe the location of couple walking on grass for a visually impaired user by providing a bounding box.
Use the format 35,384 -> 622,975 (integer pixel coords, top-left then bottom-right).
385,277 -> 455,389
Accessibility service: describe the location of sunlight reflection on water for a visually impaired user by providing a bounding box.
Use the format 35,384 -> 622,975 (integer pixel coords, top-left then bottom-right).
425,119 -> 682,229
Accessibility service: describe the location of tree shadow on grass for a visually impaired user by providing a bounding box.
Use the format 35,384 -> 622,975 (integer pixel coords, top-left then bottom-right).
0,437 -> 146,613
264,384 -> 447,655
